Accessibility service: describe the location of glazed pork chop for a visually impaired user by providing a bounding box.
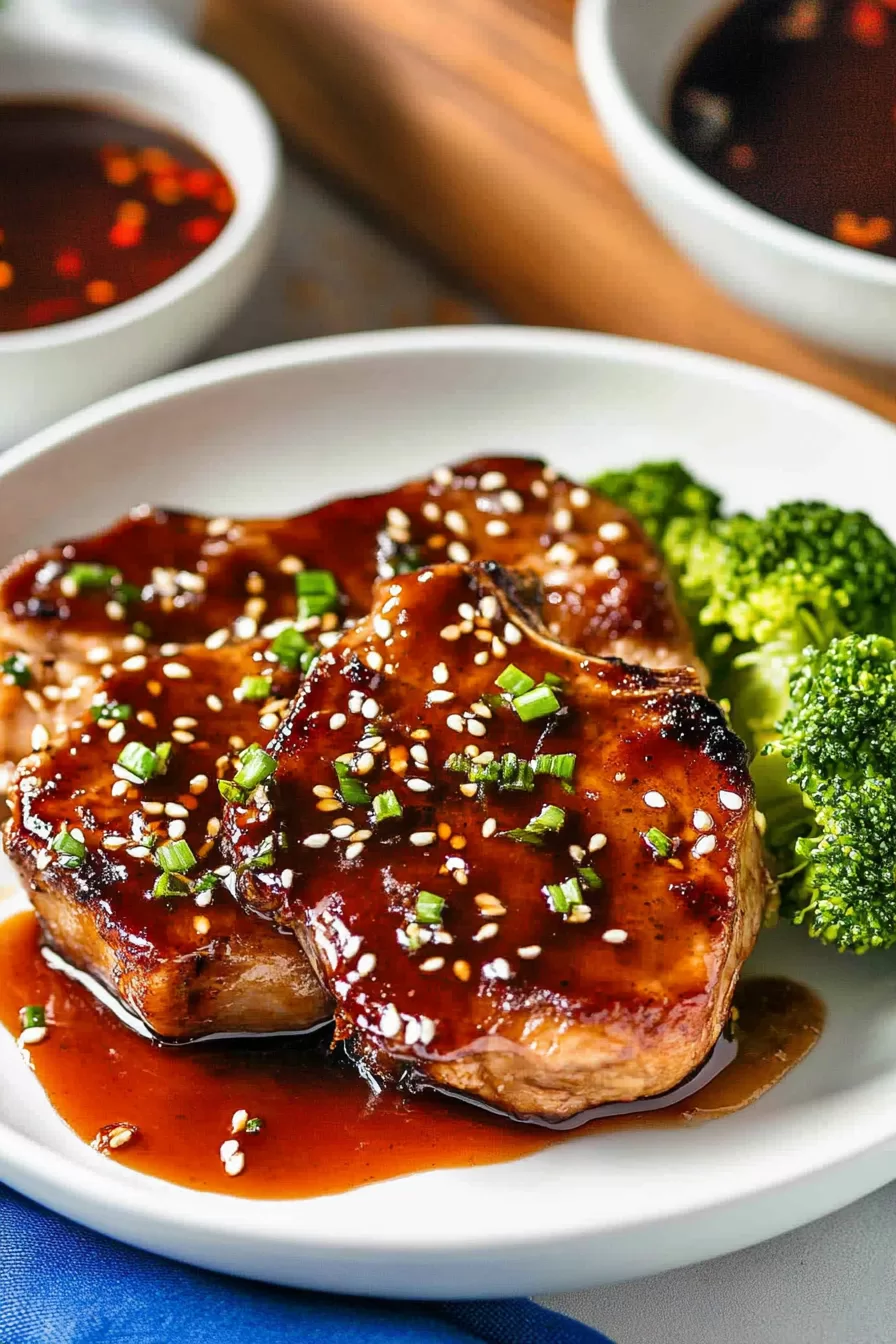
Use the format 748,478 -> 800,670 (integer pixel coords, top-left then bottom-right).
0,455 -> 694,775
4,639 -> 330,1040
225,562 -> 764,1122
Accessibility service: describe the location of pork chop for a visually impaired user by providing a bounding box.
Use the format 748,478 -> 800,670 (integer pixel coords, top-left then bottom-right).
0,455 -> 693,774
4,640 -> 330,1040
225,562 -> 764,1122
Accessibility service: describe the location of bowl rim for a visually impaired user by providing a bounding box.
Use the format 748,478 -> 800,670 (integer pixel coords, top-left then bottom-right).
574,0 -> 896,288
0,24 -> 280,353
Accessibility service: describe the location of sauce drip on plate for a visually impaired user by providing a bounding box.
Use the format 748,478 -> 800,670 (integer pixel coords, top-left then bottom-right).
0,911 -> 824,1198
0,101 -> 234,332
670,0 -> 896,256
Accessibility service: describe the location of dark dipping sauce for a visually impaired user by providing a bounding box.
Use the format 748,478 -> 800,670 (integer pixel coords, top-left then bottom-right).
0,911 -> 824,1199
0,101 -> 234,332
670,0 -> 896,257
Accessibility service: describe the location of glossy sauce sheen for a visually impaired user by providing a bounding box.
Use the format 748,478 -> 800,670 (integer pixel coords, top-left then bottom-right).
0,911 -> 824,1198
0,101 -> 234,332
670,0 -> 896,257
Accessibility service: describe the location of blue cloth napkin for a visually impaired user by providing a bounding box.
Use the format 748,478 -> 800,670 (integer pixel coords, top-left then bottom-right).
0,1185 -> 613,1344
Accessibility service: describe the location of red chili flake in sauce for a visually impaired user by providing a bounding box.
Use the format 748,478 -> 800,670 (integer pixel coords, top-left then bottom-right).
0,100 -> 235,333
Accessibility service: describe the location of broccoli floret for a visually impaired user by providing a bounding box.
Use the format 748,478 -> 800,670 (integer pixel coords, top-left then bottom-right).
671,503 -> 896,749
755,635 -> 896,952
589,460 -> 721,546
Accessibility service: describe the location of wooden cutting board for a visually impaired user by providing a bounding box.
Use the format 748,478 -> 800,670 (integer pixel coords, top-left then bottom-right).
202,0 -> 896,423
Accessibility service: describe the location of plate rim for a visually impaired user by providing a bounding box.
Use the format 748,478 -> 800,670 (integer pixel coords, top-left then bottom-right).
3,325 -> 896,1271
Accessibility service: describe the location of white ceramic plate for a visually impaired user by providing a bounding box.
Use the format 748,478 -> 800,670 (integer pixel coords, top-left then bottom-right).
3,327 -> 896,1299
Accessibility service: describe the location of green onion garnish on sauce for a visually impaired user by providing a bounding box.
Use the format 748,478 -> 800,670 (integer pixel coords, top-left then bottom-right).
244,835 -> 276,870
117,740 -> 168,783
645,827 -> 674,858
64,562 -> 121,593
1,653 -> 31,688
51,826 -> 86,869
297,569 -> 339,622
156,839 -> 197,874
91,700 -> 132,723
270,625 -> 314,672
495,664 -> 536,696
19,1005 -> 45,1031
373,790 -> 402,823
415,891 -> 446,925
239,674 -> 271,702
577,866 -> 603,890
152,871 -> 191,899
501,803 -> 566,845
512,683 -> 560,722
234,744 -> 277,792
245,1117 -> 264,1134
533,752 -> 576,782
334,760 -> 370,807
544,876 -> 583,914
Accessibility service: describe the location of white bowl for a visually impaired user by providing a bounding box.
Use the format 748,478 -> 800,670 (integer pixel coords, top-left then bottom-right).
4,327 -> 896,1296
0,3 -> 280,447
575,0 -> 896,368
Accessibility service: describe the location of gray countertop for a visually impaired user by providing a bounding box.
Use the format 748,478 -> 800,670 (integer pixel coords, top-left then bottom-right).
208,160 -> 890,1344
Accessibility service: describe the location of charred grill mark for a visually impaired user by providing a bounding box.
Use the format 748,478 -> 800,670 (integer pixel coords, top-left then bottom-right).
660,693 -> 750,781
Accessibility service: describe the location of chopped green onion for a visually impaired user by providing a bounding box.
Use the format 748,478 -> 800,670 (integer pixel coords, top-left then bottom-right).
234,744 -> 277,792
542,671 -> 566,690
91,700 -> 132,723
51,827 -> 86,869
152,871 -> 191,899
512,683 -> 560,722
469,758 -> 501,785
64,562 -> 120,593
334,760 -> 370,807
132,621 -> 153,641
244,835 -> 276,870
544,876 -> 583,914
499,752 -> 535,791
373,790 -> 402,823
117,741 -> 166,783
239,674 -> 271,702
194,871 -> 220,894
645,827 -> 674,858
446,753 -> 471,774
415,891 -> 446,925
270,626 -> 314,672
533,752 -> 576,782
245,1117 -> 264,1134
495,664 -> 535,696
405,923 -> 425,953
156,839 -> 197,874
19,1005 -> 45,1030
297,569 -> 339,622
501,803 -> 566,845
577,866 -> 603,890
218,779 -> 247,804
1,653 -> 31,688
114,581 -> 142,606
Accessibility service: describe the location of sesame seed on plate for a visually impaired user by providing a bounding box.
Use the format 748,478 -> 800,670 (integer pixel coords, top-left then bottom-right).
693,809 -> 714,832
421,957 -> 445,973
693,835 -> 717,857
479,470 -> 507,491
379,1004 -> 402,1037
644,791 -> 666,809
410,830 -> 436,846
303,833 -> 331,849
592,555 -> 619,577
602,928 -> 628,944
719,790 -> 744,811
447,541 -> 471,564
163,662 -> 191,680
485,519 -> 509,537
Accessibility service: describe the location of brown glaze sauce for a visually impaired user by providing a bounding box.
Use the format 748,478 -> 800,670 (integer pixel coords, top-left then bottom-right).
670,0 -> 896,257
0,101 -> 234,332
0,911 -> 824,1199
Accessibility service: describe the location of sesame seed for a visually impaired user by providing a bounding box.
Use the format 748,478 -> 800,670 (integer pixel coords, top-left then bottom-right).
473,922 -> 499,941
281,870 -> 294,889
357,953 -> 376,976
447,541 -> 471,564
421,957 -> 445,973
719,790 -> 744,811
86,645 -> 112,666
480,470 -> 507,491
106,1125 -> 135,1150
407,778 -> 432,792
278,555 -> 302,575
168,820 -> 186,840
553,507 -> 573,532
303,833 -> 331,849
410,830 -> 436,846
569,844 -> 586,863
122,655 -> 147,672
440,624 -> 461,641
589,832 -> 607,851
499,489 -> 524,513
432,662 -> 450,684
361,697 -> 379,720
404,1018 -> 422,1045
373,616 -> 393,639
206,694 -> 224,712
410,743 -> 429,765
356,751 -> 375,775
693,809 -> 714,832
207,516 -> 233,537
419,1017 -> 436,1046
483,958 -> 512,981
531,479 -> 548,498
444,509 -> 469,537
224,1152 -> 246,1178
427,689 -> 454,705
644,791 -> 666,809
446,714 -> 465,733
593,555 -> 619,576
491,636 -> 507,658
485,519 -> 509,537
314,784 -> 335,798
598,520 -> 628,542
164,803 -> 189,819
345,842 -> 365,860
105,600 -> 126,622
143,800 -> 165,816
259,714 -> 279,732
433,465 -> 453,486
693,835 -> 717,857
482,818 -> 497,839
546,541 -> 578,567
231,1110 -> 248,1134
122,634 -> 146,654
163,662 -> 191,680
474,651 -> 490,666
459,782 -> 478,798
348,690 -> 365,713
475,893 -> 506,916
570,486 -> 591,508
503,623 -> 521,646
453,960 -> 472,982
602,928 -> 628,944
110,779 -> 129,798
193,914 -> 210,936
30,724 -> 49,752
205,628 -> 230,651
19,1026 -> 47,1047
518,945 -> 542,959
379,1004 -> 402,1037
330,712 -> 347,730
331,823 -> 354,838
172,730 -> 195,745
422,501 -> 441,522
568,905 -> 592,924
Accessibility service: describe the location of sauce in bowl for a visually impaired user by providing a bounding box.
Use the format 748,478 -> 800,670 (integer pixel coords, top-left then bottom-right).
0,101 -> 234,332
670,0 -> 896,257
